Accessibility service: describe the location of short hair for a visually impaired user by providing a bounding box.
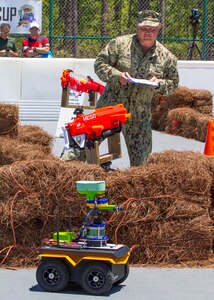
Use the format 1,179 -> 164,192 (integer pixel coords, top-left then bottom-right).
0,23 -> 11,31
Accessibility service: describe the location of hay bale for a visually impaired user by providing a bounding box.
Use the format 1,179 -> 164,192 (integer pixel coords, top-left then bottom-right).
0,104 -> 19,137
165,107 -> 214,141
18,125 -> 53,153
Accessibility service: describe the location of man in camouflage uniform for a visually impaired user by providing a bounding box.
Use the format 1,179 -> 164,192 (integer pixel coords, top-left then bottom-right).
94,10 -> 179,166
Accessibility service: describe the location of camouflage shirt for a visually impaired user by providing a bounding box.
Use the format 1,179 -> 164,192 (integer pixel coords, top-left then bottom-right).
94,34 -> 179,124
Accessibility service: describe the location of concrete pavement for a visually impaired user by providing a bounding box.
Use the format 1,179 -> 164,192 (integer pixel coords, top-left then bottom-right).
0,267 -> 214,300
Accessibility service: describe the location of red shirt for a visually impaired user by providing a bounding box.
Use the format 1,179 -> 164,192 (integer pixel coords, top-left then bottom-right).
22,35 -> 50,52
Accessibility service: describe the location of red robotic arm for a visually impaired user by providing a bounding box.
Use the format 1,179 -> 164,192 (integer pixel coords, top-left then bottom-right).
60,69 -> 105,97
62,104 -> 131,150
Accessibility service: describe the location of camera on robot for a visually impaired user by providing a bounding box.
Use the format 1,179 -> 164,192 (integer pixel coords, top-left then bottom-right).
190,8 -> 199,25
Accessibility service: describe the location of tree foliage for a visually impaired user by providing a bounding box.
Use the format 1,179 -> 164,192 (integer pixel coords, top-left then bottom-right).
41,0 -> 213,60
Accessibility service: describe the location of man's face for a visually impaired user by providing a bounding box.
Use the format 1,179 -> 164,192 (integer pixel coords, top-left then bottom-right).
30,27 -> 39,37
137,25 -> 160,47
1,25 -> 10,35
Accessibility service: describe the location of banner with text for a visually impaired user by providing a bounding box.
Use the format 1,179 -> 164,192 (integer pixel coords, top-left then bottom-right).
0,0 -> 42,34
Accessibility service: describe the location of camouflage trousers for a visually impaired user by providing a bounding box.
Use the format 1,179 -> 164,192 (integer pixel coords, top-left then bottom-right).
122,122 -> 152,166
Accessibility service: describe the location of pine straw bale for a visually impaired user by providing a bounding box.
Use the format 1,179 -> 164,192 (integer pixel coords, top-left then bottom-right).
0,154 -> 213,267
0,159 -> 106,202
196,106 -> 213,115
151,87 -> 194,131
0,159 -> 106,266
165,107 -> 214,142
151,86 -> 213,132
147,150 -> 214,202
0,103 -> 19,137
192,88 -> 213,105
151,94 -> 170,130
167,86 -> 195,108
147,150 -> 210,168
148,150 -> 214,224
109,215 -> 213,264
107,153 -> 212,207
18,125 -> 53,153
0,193 -> 84,267
192,92 -> 213,115
192,89 -> 213,114
105,153 -> 213,264
0,136 -> 55,166
153,86 -> 195,109
151,102 -> 168,130
107,205 -> 212,265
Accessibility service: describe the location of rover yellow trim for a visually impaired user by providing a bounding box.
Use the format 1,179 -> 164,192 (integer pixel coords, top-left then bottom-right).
39,252 -> 130,267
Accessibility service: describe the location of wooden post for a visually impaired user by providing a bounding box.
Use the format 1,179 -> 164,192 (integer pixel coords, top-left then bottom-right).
61,86 -> 69,107
107,133 -> 121,160
85,133 -> 122,165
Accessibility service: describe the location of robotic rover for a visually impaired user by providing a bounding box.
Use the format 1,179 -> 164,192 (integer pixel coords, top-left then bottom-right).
36,180 -> 130,295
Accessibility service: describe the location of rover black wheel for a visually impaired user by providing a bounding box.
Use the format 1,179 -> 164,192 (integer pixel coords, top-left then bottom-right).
36,259 -> 69,292
114,263 -> 129,285
81,262 -> 114,295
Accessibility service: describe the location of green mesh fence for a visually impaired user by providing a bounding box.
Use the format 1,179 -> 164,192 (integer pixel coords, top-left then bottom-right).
41,0 -> 213,60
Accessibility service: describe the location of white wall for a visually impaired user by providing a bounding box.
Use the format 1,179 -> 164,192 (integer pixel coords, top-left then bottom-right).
0,58 -> 21,103
0,58 -> 213,120
21,58 -> 98,101
178,61 -> 214,93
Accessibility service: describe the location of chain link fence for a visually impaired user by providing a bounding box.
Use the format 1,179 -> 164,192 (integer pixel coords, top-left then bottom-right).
42,0 -> 213,60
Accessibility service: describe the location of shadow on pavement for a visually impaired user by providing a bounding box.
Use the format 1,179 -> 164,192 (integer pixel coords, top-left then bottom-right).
29,283 -> 125,296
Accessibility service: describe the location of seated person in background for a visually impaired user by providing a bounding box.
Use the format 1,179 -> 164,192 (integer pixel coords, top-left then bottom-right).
22,22 -> 52,58
0,23 -> 19,57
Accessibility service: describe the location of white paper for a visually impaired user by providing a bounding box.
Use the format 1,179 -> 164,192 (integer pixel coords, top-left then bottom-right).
128,77 -> 159,88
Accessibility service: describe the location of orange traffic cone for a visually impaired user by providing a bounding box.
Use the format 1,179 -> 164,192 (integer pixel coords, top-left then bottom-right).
204,120 -> 214,156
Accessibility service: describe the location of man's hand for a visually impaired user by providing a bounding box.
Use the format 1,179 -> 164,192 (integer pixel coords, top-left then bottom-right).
9,50 -> 19,57
0,49 -> 19,57
0,50 -> 6,57
119,72 -> 131,85
33,46 -> 50,54
149,76 -> 160,86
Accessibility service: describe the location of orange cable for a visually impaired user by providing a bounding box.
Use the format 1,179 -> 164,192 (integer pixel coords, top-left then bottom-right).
0,190 -> 25,265
114,198 -> 135,243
